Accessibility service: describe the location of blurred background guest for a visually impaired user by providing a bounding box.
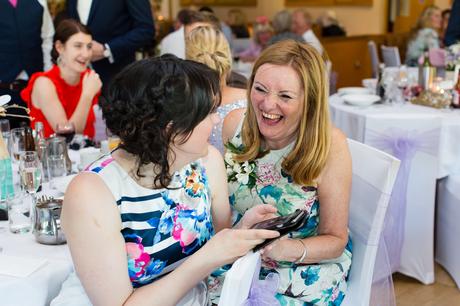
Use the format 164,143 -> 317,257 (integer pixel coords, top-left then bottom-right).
66,0 -> 154,88
0,0 -> 54,128
292,9 -> 323,55
160,10 -> 220,59
227,8 -> 250,38
445,0 -> 460,47
440,9 -> 451,46
199,6 -> 233,49
317,10 -> 346,37
186,26 -> 247,154
405,5 -> 442,66
268,10 -> 305,46
21,19 -> 101,138
238,16 -> 273,63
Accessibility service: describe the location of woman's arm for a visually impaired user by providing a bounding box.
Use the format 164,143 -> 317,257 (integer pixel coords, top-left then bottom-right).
202,145 -> 232,232
63,172 -> 280,306
31,71 -> 101,133
261,128 -> 351,263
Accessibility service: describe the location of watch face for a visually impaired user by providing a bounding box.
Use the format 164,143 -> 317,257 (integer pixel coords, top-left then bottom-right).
103,49 -> 110,58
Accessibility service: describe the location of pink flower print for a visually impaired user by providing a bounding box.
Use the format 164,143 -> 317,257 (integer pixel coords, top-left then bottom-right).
126,241 -> 151,281
172,222 -> 197,247
256,163 -> 281,186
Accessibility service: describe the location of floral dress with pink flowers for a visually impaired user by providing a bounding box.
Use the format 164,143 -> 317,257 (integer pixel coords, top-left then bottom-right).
208,129 -> 352,306
86,153 -> 214,288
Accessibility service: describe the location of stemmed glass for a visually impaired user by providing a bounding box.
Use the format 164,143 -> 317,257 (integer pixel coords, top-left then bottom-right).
56,122 -> 76,144
19,151 -> 42,204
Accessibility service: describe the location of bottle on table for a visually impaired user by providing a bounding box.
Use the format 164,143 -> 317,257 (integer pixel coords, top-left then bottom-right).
0,132 -> 15,201
419,51 -> 436,90
34,122 -> 48,180
24,127 -> 36,152
376,63 -> 386,99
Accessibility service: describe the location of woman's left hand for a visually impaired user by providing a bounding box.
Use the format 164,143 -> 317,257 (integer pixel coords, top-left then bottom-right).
260,237 -> 299,263
238,205 -> 278,229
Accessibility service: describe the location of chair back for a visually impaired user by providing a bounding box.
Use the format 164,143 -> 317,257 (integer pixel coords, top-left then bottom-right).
342,139 -> 400,306
368,40 -> 380,78
381,45 -> 401,67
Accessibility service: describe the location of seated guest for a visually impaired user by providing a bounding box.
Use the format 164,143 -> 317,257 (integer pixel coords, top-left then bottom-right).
405,5 -> 442,66
199,6 -> 233,49
268,10 -> 305,46
318,10 -> 346,37
159,10 -> 220,59
186,26 -> 247,154
211,40 -> 353,305
51,55 -> 279,306
21,19 -> 101,138
227,9 -> 250,38
238,16 -> 274,63
292,9 -> 324,55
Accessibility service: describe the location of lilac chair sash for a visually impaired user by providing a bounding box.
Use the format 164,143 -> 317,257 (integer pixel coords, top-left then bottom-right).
366,127 -> 439,273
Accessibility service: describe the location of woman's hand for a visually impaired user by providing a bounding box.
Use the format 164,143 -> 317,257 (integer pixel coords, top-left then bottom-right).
260,237 -> 302,263
238,205 -> 278,229
82,70 -> 102,98
202,228 -> 280,267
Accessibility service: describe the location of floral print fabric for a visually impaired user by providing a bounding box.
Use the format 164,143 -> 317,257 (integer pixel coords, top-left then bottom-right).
209,133 -> 352,306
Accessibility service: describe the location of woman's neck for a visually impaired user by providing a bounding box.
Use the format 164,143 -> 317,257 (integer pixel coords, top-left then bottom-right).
58,63 -> 80,86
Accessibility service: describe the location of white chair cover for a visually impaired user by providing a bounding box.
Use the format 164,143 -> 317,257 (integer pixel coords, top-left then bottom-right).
364,114 -> 440,284
342,139 -> 400,306
92,104 -> 107,143
436,175 -> 460,288
381,45 -> 401,67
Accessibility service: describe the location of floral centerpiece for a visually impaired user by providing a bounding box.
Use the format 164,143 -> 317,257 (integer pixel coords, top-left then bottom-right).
445,43 -> 460,71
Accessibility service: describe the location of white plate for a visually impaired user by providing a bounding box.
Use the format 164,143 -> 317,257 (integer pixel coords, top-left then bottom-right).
338,87 -> 372,96
53,174 -> 77,194
343,94 -> 381,107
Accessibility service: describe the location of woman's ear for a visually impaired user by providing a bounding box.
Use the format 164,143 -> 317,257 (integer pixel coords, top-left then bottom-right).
55,40 -> 64,55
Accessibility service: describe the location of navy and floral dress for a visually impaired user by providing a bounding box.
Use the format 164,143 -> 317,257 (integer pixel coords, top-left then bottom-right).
209,129 -> 352,306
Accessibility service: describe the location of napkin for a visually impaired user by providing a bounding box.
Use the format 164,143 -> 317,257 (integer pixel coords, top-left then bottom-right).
0,254 -> 47,277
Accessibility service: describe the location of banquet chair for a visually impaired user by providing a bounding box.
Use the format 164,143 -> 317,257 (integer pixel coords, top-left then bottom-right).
364,114 -> 440,284
381,45 -> 401,67
436,175 -> 460,288
368,40 -> 380,78
342,139 -> 400,306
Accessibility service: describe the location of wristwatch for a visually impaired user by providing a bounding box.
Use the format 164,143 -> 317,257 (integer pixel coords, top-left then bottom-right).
103,45 -> 110,58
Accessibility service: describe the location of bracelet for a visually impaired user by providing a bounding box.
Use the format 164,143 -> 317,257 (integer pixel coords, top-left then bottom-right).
294,239 -> 308,264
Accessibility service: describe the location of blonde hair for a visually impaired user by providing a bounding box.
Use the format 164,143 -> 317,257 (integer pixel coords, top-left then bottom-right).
186,26 -> 232,78
235,40 -> 331,186
415,5 -> 441,31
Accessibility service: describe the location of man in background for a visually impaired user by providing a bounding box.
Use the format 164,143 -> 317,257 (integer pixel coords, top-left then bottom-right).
67,0 -> 155,87
292,9 -> 324,55
0,0 -> 54,128
445,0 -> 460,46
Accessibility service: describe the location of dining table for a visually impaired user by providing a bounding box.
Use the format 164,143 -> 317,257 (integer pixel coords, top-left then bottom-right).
329,93 -> 460,285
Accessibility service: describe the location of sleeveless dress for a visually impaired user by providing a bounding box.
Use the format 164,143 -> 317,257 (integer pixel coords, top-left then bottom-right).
209,99 -> 246,154
20,65 -> 99,138
51,154 -> 214,305
208,127 -> 352,306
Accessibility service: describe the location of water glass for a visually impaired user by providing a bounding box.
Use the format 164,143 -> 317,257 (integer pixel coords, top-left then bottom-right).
0,119 -> 10,148
48,155 -> 67,190
9,127 -> 26,162
7,191 -> 32,234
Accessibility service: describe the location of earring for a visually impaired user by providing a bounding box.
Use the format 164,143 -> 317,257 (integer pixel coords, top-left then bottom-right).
57,55 -> 62,65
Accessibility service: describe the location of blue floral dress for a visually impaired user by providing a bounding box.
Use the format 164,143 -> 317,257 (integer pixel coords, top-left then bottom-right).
209,130 -> 352,306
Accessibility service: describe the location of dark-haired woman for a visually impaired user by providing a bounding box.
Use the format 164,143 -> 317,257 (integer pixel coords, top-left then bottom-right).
51,55 -> 279,306
21,19 -> 101,138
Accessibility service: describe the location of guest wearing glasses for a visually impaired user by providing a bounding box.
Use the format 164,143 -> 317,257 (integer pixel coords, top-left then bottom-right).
21,19 -> 101,138
210,40 -> 353,305
51,55 -> 279,306
186,26 -> 247,154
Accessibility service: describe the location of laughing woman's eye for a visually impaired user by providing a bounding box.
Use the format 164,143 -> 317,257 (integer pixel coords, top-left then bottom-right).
279,94 -> 293,102
254,86 -> 267,94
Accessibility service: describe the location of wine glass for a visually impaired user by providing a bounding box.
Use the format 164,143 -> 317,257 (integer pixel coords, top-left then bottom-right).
19,151 -> 42,204
56,122 -> 76,144
9,127 -> 26,162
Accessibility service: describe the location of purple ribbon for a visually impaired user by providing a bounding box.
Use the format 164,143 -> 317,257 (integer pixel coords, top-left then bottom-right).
366,127 -> 439,273
243,272 -> 280,306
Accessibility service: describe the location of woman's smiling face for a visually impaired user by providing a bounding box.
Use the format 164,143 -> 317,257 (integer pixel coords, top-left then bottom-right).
250,63 -> 304,149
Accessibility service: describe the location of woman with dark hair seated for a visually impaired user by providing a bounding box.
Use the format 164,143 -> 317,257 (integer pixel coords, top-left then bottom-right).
21,19 -> 101,138
51,55 -> 279,306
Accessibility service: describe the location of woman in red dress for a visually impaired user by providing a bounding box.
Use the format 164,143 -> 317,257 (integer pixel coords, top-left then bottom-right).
21,19 -> 101,138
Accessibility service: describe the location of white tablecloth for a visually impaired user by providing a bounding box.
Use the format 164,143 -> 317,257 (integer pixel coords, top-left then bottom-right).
329,95 -> 460,178
0,222 -> 73,306
329,95 -> 460,284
